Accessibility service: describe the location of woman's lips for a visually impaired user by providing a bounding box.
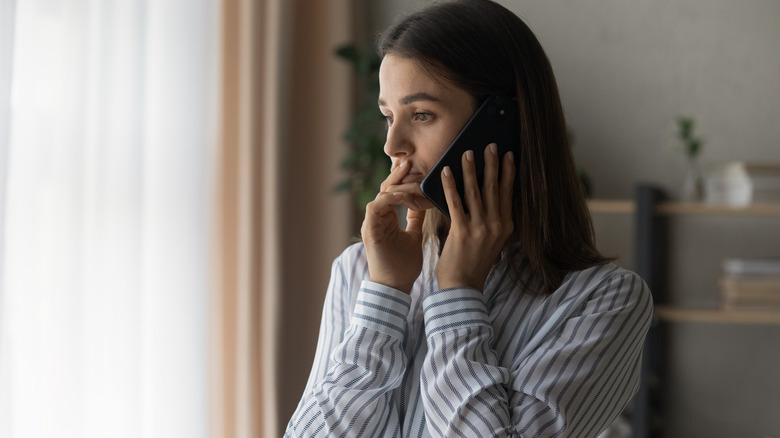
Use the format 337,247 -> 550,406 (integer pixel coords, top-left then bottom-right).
401,172 -> 423,184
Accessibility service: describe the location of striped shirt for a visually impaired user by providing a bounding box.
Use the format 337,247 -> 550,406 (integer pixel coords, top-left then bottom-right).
285,243 -> 653,437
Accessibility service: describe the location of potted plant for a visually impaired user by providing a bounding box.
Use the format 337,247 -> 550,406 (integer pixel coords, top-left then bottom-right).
333,43 -> 388,212
676,115 -> 704,201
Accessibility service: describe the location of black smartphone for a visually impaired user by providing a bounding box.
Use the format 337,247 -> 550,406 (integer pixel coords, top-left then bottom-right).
420,95 -> 518,218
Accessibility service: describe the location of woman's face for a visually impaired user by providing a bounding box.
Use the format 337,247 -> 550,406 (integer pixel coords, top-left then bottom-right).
378,54 -> 476,185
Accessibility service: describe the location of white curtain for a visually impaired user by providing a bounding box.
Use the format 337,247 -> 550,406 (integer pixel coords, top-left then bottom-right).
0,1 -> 219,437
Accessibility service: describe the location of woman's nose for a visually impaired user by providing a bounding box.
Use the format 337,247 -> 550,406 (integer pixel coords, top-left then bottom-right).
383,124 -> 413,158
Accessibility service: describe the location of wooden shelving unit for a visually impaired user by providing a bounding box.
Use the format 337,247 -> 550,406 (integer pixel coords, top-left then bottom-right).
586,199 -> 635,214
656,201 -> 780,216
589,198 -> 780,325
588,199 -> 780,216
589,190 -> 780,437
654,306 -> 780,325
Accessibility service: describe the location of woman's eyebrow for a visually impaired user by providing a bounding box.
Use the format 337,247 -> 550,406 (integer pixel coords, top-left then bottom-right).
378,92 -> 441,107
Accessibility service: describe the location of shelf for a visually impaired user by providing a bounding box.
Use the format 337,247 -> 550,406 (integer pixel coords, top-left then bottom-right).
655,202 -> 780,216
588,199 -> 780,216
587,200 -> 635,214
654,306 -> 780,325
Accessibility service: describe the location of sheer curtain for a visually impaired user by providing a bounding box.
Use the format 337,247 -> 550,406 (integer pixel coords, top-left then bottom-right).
0,1 -> 219,437
214,0 -> 354,436
215,0 -> 354,435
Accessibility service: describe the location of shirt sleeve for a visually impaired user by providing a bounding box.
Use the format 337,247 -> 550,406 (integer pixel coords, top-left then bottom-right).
284,251 -> 411,438
419,271 -> 653,438
420,286 -> 515,436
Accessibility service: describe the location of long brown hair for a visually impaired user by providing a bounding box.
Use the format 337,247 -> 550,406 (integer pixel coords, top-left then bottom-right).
378,0 -> 610,293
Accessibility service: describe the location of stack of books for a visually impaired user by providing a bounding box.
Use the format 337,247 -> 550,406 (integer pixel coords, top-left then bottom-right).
720,259 -> 780,310
704,162 -> 780,206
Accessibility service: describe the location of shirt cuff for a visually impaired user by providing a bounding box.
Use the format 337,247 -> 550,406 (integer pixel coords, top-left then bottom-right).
422,287 -> 491,337
352,281 -> 412,338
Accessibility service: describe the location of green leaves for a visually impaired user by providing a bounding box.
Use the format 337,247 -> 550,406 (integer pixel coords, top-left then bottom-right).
676,115 -> 704,158
333,43 -> 387,212
334,44 -> 381,77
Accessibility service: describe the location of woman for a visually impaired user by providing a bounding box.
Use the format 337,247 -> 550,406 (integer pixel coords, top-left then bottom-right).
285,1 -> 652,437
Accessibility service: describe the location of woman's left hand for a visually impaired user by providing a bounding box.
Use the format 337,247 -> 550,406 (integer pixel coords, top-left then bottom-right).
436,143 -> 515,290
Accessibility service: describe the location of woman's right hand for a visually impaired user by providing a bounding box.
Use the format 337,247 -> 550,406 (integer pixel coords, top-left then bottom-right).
361,161 -> 431,294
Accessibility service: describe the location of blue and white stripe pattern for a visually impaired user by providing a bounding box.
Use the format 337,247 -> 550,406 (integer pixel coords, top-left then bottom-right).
285,243 -> 653,437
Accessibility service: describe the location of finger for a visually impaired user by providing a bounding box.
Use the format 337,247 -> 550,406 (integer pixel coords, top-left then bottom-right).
382,182 -> 435,210
392,192 -> 431,212
461,149 -> 483,222
362,193 -> 403,240
410,195 -> 435,211
405,207 -> 426,239
366,191 -> 405,218
441,166 -> 466,225
403,194 -> 434,212
383,180 -> 424,196
380,160 -> 410,192
482,143 -> 500,217
499,151 -> 516,223
369,190 -> 429,216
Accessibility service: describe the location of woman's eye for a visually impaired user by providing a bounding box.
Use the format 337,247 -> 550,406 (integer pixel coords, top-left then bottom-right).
413,112 -> 433,122
379,113 -> 393,126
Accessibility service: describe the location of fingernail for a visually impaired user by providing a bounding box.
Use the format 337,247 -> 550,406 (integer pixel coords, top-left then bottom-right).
400,160 -> 408,168
507,151 -> 514,162
489,143 -> 497,154
465,150 -> 474,162
443,166 -> 451,177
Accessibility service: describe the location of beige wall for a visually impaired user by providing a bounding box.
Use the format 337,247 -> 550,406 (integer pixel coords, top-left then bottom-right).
367,1 -> 780,437
506,0 -> 780,199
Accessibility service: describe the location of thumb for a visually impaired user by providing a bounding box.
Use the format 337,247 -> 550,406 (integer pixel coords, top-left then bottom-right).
405,207 -> 426,238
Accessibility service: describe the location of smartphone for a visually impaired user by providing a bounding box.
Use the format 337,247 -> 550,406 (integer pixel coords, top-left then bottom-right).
420,95 -> 518,218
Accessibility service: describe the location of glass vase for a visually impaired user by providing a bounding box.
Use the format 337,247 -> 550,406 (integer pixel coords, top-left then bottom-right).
680,156 -> 703,202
